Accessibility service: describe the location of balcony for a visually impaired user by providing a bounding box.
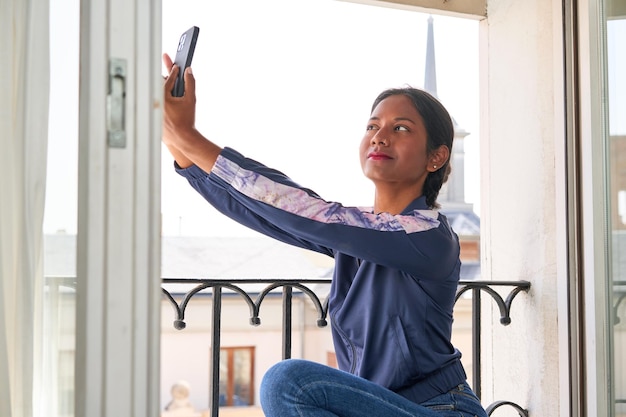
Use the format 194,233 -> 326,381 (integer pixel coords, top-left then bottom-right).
161,278 -> 531,417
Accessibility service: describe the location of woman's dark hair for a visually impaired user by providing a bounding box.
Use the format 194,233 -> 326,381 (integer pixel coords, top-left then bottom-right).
371,87 -> 454,209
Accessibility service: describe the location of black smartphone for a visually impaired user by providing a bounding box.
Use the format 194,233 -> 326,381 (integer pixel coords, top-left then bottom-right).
171,26 -> 200,97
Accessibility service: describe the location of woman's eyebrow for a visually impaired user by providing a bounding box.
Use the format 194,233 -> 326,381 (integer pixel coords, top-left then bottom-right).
368,116 -> 416,124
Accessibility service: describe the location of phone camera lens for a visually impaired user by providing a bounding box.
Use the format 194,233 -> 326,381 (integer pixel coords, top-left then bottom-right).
177,34 -> 186,51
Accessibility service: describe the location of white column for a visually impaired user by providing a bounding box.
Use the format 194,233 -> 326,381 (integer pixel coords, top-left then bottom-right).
480,0 -> 565,415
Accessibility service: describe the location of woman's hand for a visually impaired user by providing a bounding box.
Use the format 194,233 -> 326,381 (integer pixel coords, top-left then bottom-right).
162,53 -> 197,149
161,53 -> 222,171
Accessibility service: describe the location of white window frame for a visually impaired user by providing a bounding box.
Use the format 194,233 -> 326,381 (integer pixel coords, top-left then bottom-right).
339,0 -> 486,18
74,0 -> 162,415
578,0 -> 618,415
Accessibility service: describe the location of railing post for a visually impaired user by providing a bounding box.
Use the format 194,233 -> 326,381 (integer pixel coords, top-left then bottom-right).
282,285 -> 293,360
472,287 -> 482,399
209,286 -> 222,417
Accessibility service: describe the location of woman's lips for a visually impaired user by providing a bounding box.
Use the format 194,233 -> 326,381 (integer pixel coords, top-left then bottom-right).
367,152 -> 392,161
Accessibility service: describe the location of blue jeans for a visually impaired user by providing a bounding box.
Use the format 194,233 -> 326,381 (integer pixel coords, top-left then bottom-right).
260,359 -> 488,417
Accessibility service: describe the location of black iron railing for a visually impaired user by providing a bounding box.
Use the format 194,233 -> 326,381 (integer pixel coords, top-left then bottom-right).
162,279 -> 531,417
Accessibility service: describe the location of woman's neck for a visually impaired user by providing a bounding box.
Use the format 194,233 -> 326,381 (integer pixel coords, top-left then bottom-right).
373,184 -> 423,215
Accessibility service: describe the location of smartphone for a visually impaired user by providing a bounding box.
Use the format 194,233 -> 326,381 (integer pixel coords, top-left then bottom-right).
171,26 -> 200,97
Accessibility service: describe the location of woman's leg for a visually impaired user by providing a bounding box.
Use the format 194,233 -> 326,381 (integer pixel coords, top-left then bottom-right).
421,381 -> 488,417
260,359 -> 486,417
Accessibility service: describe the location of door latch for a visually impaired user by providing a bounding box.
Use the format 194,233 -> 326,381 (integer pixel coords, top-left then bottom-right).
107,58 -> 127,148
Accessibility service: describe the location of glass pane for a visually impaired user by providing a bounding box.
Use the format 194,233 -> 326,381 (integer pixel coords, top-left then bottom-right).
233,349 -> 253,406
605,3 -> 626,415
44,0 -> 80,415
218,348 -> 253,407
219,351 -> 230,406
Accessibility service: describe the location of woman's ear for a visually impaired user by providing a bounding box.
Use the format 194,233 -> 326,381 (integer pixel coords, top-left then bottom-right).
427,145 -> 450,172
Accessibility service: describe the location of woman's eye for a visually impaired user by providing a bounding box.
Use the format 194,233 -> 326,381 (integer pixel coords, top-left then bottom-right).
366,125 -> 377,131
395,125 -> 409,132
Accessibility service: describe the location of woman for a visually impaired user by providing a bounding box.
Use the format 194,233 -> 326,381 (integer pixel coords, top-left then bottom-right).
162,53 -> 487,417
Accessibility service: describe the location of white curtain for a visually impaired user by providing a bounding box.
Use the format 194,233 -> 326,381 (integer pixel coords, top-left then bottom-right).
0,0 -> 50,416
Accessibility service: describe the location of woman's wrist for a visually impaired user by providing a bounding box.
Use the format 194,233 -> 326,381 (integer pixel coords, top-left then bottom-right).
171,129 -> 222,173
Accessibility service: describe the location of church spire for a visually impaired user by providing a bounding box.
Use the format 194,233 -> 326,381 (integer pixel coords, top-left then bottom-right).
423,15 -> 470,208
424,15 -> 438,98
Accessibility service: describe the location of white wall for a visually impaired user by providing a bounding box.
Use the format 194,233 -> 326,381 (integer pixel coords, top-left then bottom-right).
480,0 -> 564,415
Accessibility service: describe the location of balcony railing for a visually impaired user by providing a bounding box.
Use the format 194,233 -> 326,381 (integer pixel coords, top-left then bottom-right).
162,279 -> 531,417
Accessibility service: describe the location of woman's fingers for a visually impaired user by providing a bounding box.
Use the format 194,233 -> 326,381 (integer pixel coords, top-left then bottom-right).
162,53 -> 173,70
183,67 -> 195,98
162,53 -> 176,87
164,64 -> 179,95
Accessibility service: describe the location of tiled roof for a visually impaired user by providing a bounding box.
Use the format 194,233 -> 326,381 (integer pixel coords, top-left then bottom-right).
440,209 -> 481,236
161,235 -> 334,279
45,230 -> 482,286
44,234 -> 334,279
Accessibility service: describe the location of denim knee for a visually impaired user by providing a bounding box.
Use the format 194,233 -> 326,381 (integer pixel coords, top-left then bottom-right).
261,359 -> 308,412
262,361 -> 296,392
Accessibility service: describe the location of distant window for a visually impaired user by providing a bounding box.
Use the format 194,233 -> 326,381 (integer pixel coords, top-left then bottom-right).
218,347 -> 254,407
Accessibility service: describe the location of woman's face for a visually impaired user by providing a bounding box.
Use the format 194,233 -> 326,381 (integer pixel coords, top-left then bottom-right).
359,94 -> 431,189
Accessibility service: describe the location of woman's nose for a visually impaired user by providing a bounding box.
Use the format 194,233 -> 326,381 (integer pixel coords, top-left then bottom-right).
371,133 -> 388,145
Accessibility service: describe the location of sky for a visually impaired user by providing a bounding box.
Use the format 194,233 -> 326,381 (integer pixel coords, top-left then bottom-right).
44,0 -> 481,237
159,0 -> 481,236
